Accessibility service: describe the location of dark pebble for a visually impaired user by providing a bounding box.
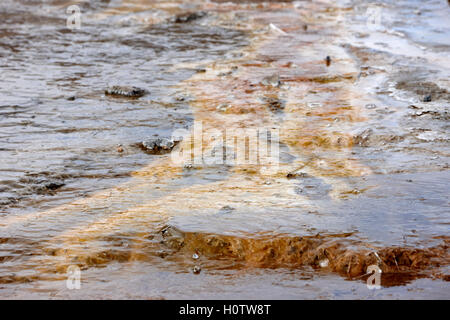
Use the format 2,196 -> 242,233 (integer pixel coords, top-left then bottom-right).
45,182 -> 65,190
174,11 -> 207,23
105,86 -> 147,98
423,95 -> 432,102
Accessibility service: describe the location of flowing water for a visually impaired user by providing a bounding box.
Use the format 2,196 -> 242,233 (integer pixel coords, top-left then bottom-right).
0,0 -> 449,299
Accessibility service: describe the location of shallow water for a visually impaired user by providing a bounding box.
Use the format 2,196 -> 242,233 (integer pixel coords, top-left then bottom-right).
0,0 -> 449,299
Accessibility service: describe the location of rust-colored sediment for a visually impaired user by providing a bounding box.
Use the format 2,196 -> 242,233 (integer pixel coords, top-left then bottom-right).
159,227 -> 450,285
20,227 -> 448,287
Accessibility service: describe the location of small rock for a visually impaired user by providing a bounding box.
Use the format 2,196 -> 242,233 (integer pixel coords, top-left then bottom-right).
140,138 -> 175,154
175,95 -> 187,102
325,56 -> 331,67
287,171 -> 309,179
192,253 -> 199,260
45,182 -> 65,191
67,96 -> 76,101
218,205 -> 235,215
261,74 -> 281,87
105,86 -> 147,98
365,103 -> 377,109
423,95 -> 432,102
173,11 -> 207,23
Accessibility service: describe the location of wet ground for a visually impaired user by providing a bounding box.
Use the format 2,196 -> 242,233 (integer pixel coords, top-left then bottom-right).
0,0 -> 449,299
